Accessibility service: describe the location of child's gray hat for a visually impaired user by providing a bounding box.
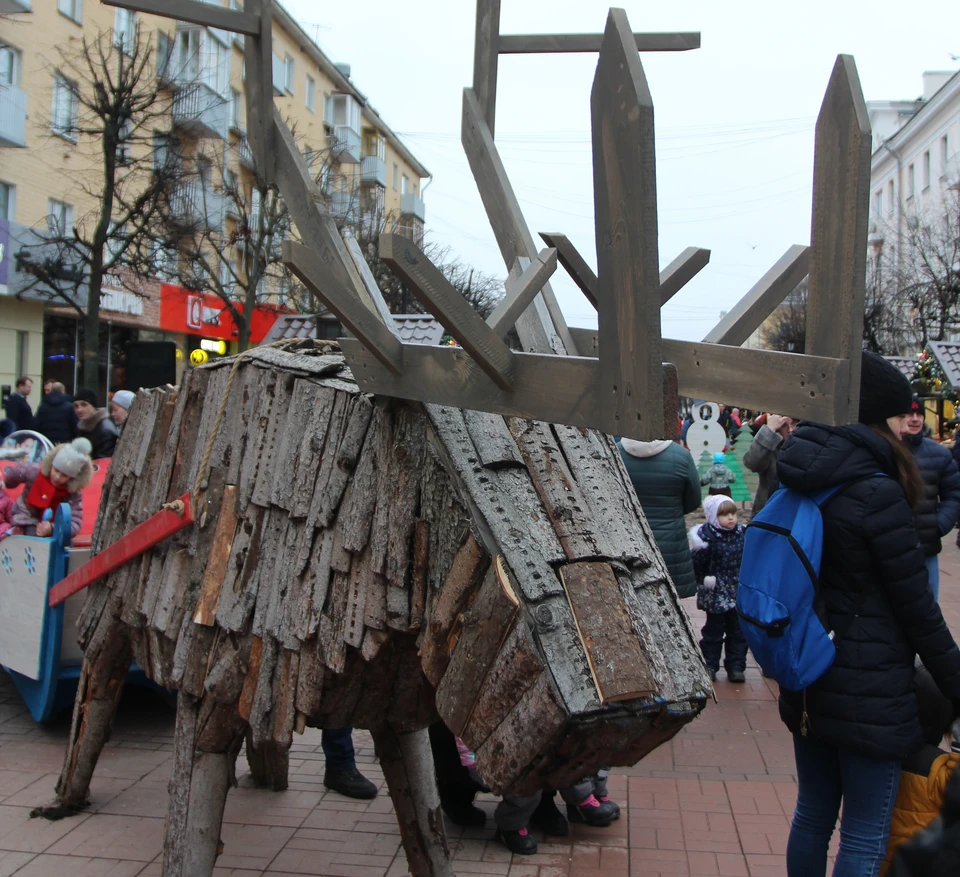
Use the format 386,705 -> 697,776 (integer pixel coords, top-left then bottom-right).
52,438 -> 93,478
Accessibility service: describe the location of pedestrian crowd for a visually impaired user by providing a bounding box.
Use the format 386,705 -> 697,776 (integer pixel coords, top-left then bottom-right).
4,354 -> 960,875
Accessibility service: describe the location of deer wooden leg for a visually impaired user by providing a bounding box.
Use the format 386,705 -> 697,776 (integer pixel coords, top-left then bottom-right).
52,626 -> 133,813
244,729 -> 290,791
373,726 -> 453,877
162,694 -> 237,877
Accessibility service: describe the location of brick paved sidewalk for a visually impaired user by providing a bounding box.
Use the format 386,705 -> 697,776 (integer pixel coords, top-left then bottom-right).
0,553 -> 957,877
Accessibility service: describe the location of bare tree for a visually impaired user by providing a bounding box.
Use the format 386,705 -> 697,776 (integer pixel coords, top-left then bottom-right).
15,23 -> 174,389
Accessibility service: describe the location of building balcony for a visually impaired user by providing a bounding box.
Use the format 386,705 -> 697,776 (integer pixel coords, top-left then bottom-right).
360,155 -> 387,187
0,85 -> 27,147
172,82 -> 229,140
236,133 -> 255,171
0,0 -> 31,12
328,190 -> 360,224
171,181 -> 226,232
401,192 -> 426,222
331,125 -> 361,164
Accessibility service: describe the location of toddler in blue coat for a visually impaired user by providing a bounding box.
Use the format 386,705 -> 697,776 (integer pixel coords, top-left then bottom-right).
689,494 -> 747,683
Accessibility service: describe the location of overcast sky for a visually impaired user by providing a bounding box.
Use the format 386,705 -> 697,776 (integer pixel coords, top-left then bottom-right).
283,0 -> 958,342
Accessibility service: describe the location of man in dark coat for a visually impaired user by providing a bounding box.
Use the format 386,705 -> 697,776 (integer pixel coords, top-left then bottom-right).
618,437 -> 702,597
72,388 -> 119,459
3,376 -> 37,432
903,397 -> 960,601
35,382 -> 79,444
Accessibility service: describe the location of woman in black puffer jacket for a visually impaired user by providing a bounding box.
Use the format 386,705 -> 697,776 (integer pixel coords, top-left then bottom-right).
776,352 -> 960,877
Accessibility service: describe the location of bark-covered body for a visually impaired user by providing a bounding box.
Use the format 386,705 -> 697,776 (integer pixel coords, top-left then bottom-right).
56,342 -> 709,874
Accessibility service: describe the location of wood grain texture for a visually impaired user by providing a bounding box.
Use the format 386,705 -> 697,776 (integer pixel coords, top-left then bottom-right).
539,233 -> 598,308
561,562 -> 655,703
192,485 -> 239,626
380,234 -> 516,390
103,0 -> 260,35
342,231 -> 403,332
461,409 -> 523,469
659,247 -> 711,305
472,0 -> 501,137
592,9 -> 663,439
243,0 -> 275,183
284,241 -> 404,374
498,32 -> 701,53
487,249 -> 558,337
805,54 -> 871,424
702,245 -> 810,346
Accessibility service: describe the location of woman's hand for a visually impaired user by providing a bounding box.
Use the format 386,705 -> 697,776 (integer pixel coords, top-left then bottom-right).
36,521 -> 53,538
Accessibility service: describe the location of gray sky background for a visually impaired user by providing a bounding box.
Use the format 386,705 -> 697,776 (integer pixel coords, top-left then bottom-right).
283,0 -> 958,342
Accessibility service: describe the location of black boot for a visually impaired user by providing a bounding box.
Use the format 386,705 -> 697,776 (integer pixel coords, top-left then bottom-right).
530,792 -> 569,836
495,827 -> 538,855
728,669 -> 746,683
323,766 -> 378,799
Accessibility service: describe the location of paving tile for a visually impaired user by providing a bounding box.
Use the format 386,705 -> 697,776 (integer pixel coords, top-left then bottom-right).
11,854 -> 148,876
216,823 -> 297,870
0,850 -> 38,876
0,804 -> 90,853
44,814 -> 164,861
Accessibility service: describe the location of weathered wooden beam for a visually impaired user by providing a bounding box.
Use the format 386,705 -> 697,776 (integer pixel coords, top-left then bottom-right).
103,0 -> 261,35
805,54 -> 872,424
498,32 -> 701,54
340,339 -> 601,433
379,234 -> 516,391
659,247 -> 712,305
541,234 -> 710,309
244,0 -> 277,183
462,87 -> 578,356
342,231 -> 402,334
592,9 -> 662,439
539,233 -> 598,309
701,245 -> 810,346
283,242 -> 404,375
487,249 -> 558,337
566,327 -> 851,425
473,0 -> 501,137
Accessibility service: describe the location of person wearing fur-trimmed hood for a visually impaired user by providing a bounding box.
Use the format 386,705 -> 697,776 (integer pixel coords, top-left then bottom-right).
1,438 -> 94,538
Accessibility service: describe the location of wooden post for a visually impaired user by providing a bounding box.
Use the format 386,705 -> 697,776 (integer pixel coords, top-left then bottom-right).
592,9 -> 662,439
245,731 -> 290,792
473,0 -> 501,137
373,726 -> 453,877
805,55 -> 871,424
243,0 -> 275,185
54,624 -> 133,811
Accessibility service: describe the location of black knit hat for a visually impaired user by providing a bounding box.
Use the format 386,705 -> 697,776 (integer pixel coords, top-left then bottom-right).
858,351 -> 914,425
74,387 -> 99,407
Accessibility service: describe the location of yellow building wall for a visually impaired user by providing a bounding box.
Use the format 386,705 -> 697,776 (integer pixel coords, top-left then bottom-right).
0,298 -> 45,393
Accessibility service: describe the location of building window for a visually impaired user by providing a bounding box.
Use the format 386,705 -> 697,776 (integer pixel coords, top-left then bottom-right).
153,132 -> 171,171
47,199 -> 74,235
941,135 -> 949,175
0,182 -> 14,221
306,75 -> 315,112
117,119 -> 133,166
907,164 -> 915,199
157,31 -> 173,83
57,0 -> 83,25
923,151 -> 931,189
284,54 -> 294,94
873,189 -> 883,217
392,163 -> 399,190
401,174 -> 409,196
113,8 -> 137,52
0,45 -> 21,87
51,74 -> 79,140
886,180 -> 894,216
229,87 -> 242,131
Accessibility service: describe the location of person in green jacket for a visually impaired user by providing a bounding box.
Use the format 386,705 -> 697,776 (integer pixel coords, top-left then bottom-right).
617,438 -> 702,598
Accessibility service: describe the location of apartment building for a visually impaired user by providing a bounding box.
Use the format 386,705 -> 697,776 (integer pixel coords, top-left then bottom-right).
866,69 -> 959,285
0,0 -> 429,399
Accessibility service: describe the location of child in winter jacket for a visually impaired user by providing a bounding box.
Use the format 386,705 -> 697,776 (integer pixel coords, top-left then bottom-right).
1,438 -> 93,539
689,494 -> 747,682
881,665 -> 960,875
700,452 -> 736,497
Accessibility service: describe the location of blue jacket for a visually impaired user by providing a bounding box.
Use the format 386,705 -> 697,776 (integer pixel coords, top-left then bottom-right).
904,433 -> 960,557
691,522 -> 746,613
35,392 -> 79,444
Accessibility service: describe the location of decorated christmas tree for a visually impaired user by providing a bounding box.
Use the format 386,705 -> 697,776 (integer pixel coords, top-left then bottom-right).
724,448 -> 753,503
732,430 -> 760,497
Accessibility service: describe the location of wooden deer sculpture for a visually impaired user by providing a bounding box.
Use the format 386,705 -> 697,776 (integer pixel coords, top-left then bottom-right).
50,2 -> 871,876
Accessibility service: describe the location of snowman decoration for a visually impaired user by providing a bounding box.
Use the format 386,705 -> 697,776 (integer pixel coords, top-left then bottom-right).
687,402 -> 727,459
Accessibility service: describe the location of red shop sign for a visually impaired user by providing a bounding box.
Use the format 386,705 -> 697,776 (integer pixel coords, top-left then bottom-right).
159,283 -> 287,343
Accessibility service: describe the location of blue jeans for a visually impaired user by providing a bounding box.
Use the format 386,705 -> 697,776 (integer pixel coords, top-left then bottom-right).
787,734 -> 900,877
321,727 -> 356,771
925,555 -> 940,601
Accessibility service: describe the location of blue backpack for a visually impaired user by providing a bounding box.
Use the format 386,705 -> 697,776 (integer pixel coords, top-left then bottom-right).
736,477 -> 881,692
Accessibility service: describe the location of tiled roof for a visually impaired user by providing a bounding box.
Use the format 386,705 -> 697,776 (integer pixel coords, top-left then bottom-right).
393,314 -> 445,346
260,314 -> 319,342
928,342 -> 960,389
259,313 -> 446,346
883,356 -> 918,381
